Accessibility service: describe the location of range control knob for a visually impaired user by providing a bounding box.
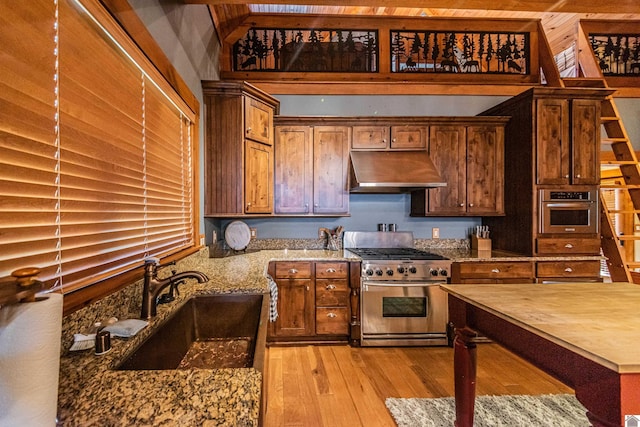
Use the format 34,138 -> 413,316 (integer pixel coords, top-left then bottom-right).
375,268 -> 383,276
365,268 -> 374,276
430,268 -> 439,276
440,268 -> 449,276
408,266 -> 417,274
397,266 -> 406,274
386,268 -> 394,276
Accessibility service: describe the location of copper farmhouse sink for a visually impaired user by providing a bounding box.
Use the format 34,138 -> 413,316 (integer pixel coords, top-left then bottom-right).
117,294 -> 267,371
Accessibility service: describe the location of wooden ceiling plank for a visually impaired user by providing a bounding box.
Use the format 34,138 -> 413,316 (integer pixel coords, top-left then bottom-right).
182,0 -> 640,14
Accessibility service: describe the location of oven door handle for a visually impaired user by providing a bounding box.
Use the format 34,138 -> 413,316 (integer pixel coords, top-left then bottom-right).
362,282 -> 445,291
545,202 -> 594,208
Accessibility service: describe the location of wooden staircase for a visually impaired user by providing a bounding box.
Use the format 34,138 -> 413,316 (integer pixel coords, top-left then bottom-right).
562,77 -> 637,282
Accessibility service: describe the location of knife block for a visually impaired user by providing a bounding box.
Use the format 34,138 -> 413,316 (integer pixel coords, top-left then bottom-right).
471,235 -> 492,252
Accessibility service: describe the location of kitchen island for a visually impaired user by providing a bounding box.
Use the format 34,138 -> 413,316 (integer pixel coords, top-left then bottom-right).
57,248 -> 358,426
443,282 -> 640,427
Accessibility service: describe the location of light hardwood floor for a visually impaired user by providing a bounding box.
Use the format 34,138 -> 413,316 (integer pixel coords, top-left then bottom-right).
263,343 -> 572,426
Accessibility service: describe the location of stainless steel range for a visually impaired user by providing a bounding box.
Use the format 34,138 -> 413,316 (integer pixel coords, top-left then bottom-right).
344,231 -> 451,347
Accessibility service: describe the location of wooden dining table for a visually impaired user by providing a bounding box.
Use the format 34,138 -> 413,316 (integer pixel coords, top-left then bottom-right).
441,282 -> 640,427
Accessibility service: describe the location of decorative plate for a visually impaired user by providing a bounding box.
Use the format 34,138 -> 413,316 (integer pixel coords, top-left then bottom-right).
224,220 -> 251,251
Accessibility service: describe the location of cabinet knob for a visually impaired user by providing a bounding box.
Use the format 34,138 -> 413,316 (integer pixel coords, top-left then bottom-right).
391,138 -> 396,143
314,203 -> 319,207
491,268 -> 500,273
459,203 -> 465,207
382,139 -> 387,143
326,268 -> 336,273
306,285 -> 310,291
565,174 -> 569,178
564,267 -> 573,273
246,202 -> 251,209
304,203 -> 309,213
469,203 -> 474,207
327,312 -> 337,318
326,284 -> 336,290
565,243 -> 574,249
289,268 -> 298,274
576,174 -> 581,178
246,127 -> 252,133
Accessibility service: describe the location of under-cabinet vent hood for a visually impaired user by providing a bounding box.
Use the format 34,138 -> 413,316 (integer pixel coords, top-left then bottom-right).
349,151 -> 447,193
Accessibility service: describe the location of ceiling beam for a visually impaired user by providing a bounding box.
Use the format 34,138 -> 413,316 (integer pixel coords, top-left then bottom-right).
183,0 -> 640,14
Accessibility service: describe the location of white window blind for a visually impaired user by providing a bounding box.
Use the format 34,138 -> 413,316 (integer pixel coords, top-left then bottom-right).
0,0 -> 197,294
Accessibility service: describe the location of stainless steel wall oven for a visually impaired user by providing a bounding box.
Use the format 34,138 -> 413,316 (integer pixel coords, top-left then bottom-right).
539,188 -> 598,234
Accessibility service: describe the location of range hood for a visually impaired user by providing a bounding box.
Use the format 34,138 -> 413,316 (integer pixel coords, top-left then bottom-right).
349,151 -> 447,193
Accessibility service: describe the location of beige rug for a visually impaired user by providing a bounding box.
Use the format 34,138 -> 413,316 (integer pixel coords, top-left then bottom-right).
386,394 -> 591,427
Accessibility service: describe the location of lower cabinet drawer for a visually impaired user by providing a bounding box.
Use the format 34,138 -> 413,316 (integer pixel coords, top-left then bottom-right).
454,261 -> 534,279
536,260 -> 601,278
536,238 -> 601,255
316,307 -> 349,335
316,279 -> 349,306
275,261 -> 312,278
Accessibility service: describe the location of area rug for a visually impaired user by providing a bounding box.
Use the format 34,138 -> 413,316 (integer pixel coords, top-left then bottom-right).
385,394 -> 591,427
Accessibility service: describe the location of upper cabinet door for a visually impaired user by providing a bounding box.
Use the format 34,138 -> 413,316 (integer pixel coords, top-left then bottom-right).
245,140 -> 273,213
466,125 -> 504,215
351,126 -> 388,150
245,97 -> 273,145
571,99 -> 601,185
427,125 -> 467,214
536,98 -> 570,185
313,126 -> 350,214
274,126 -> 313,214
390,125 -> 427,149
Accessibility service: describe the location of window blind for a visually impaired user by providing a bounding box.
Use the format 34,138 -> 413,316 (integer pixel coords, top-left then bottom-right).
0,0 -> 197,294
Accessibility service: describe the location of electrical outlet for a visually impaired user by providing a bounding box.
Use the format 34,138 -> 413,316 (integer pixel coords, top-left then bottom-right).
432,227 -> 440,239
250,227 -> 257,239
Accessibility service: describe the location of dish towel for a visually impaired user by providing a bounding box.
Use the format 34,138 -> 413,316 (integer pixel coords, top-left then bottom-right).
267,275 -> 278,322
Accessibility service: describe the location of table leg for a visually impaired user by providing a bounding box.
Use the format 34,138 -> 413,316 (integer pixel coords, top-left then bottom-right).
454,327 -> 478,427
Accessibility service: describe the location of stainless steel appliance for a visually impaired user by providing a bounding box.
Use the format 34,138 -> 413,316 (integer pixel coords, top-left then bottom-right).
344,231 -> 451,347
539,188 -> 598,234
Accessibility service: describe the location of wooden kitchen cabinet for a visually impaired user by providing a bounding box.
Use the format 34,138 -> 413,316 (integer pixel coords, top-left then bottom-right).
202,81 -> 279,216
411,123 -> 505,216
268,261 -> 353,343
536,98 -> 601,185
315,262 -> 350,335
269,262 -> 315,337
274,120 -> 350,215
481,88 -> 612,255
451,261 -> 535,284
351,125 -> 427,150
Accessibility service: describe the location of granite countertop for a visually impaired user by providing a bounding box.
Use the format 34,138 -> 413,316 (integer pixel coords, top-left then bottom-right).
57,249 -> 354,427
56,245 -> 599,425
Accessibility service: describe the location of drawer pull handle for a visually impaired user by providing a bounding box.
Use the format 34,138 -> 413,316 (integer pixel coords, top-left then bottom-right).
491,268 -> 500,273
564,267 -> 573,273
326,268 -> 336,273
327,312 -> 337,318
565,243 -> 574,249
326,284 -> 336,290
289,269 -> 298,274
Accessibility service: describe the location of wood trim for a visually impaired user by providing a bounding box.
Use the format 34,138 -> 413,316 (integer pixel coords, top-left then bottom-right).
98,0 -> 200,115
184,0 -> 640,14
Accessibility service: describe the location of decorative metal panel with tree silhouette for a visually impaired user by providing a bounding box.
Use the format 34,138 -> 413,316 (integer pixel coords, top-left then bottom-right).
390,30 -> 530,74
589,34 -> 640,76
233,28 -> 378,72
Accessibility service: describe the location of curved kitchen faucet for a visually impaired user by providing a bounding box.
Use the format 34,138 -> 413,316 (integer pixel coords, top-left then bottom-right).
141,258 -> 209,319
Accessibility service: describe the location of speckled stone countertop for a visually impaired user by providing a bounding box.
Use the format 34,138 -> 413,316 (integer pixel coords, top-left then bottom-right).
57,248 -> 356,427
57,243 -> 600,426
